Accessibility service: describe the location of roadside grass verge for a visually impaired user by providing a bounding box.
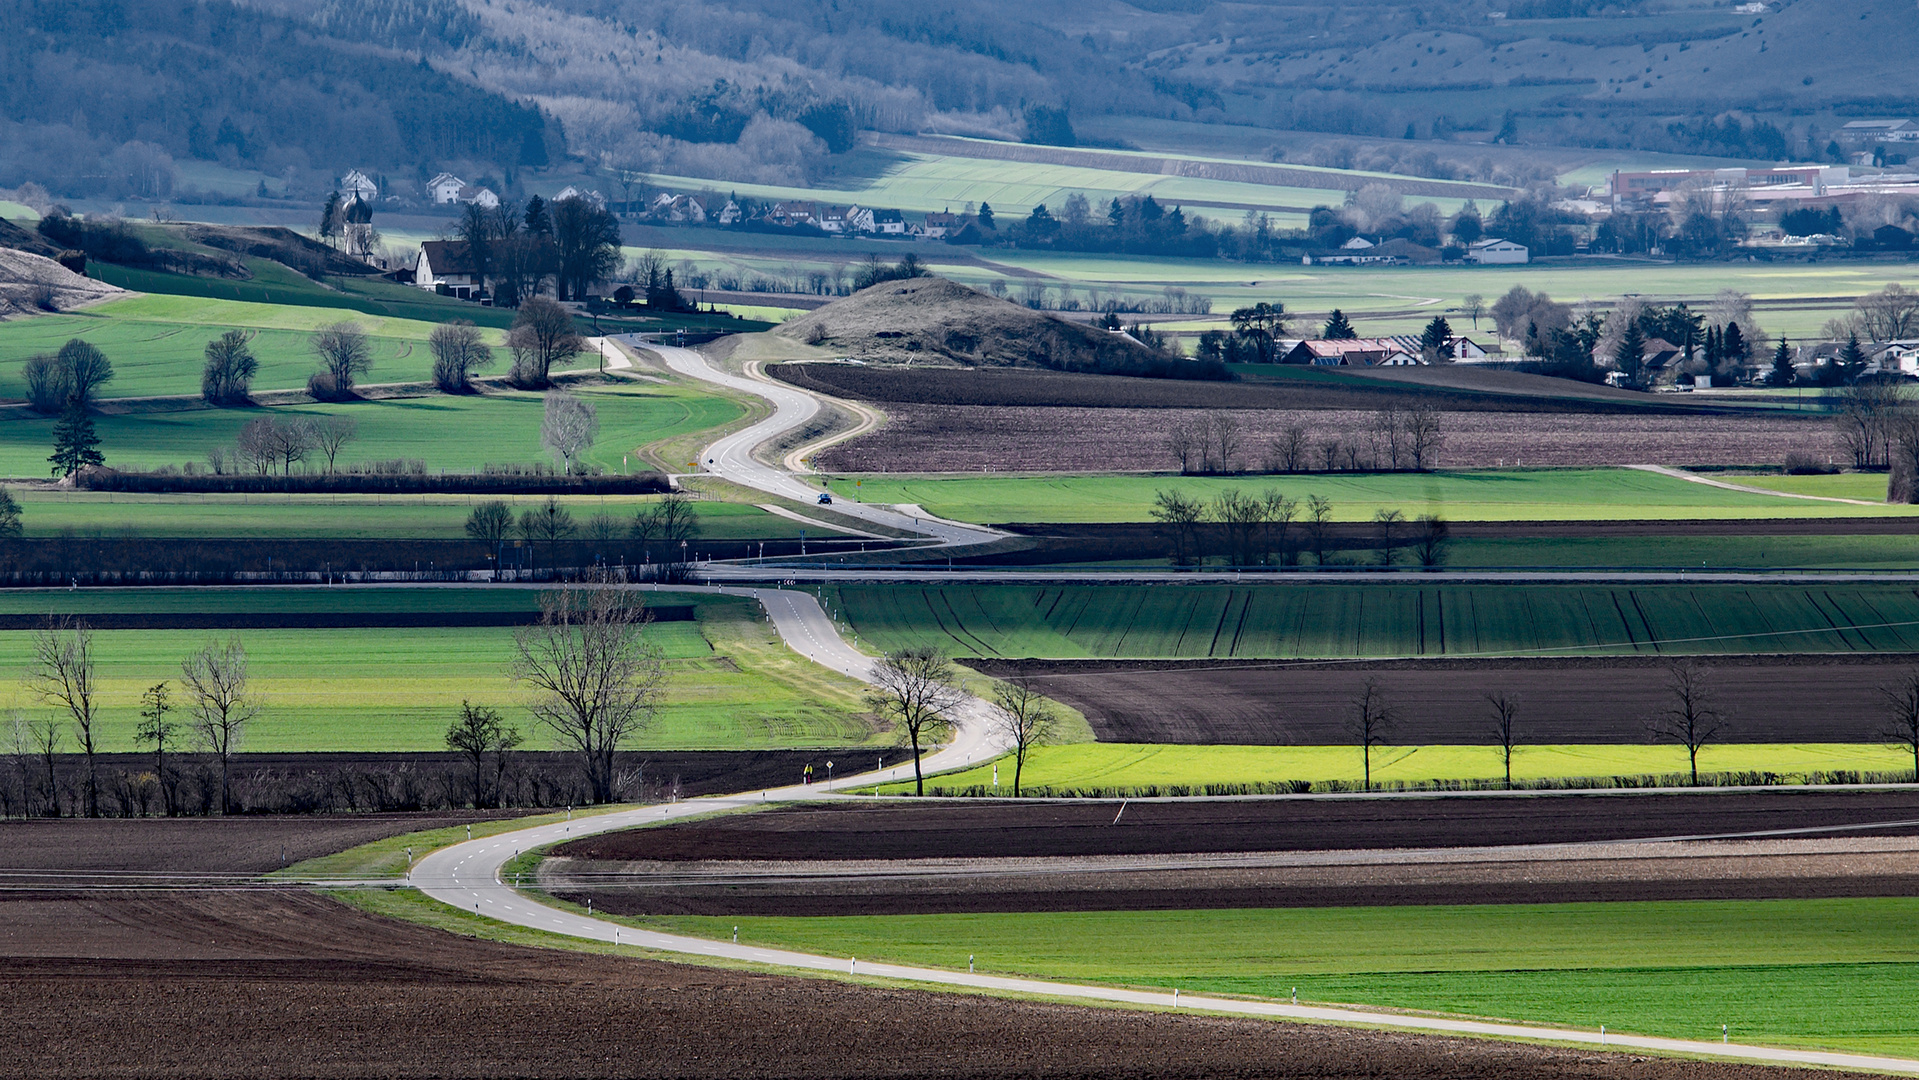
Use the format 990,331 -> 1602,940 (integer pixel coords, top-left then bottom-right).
0,596 -> 882,752
824,469 -> 1918,525
893,742 -> 1916,797
636,897 -> 1919,1056
273,807 -> 618,881
830,582 -> 1919,659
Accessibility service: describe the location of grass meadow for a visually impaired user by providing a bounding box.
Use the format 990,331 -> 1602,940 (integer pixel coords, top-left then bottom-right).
0,294 -> 494,398
826,468 -> 1917,525
636,897 -> 1919,1055
903,742 -> 1915,796
830,582 -> 1919,659
0,595 -> 881,752
0,379 -> 742,478
5,490 -> 796,539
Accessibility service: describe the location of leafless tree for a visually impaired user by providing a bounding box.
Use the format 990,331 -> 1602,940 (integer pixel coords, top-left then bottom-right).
1318,438 -> 1343,473
266,417 -> 316,475
1209,488 -> 1267,566
585,513 -> 623,542
989,679 -> 1057,797
541,389 -> 599,474
445,700 -> 522,808
1647,660 -> 1728,786
1414,514 -> 1450,568
1346,677 -> 1397,791
1487,692 -> 1520,787
1164,420 -> 1201,474
511,573 -> 666,803
1262,489 -> 1299,565
1855,283 -> 1919,342
308,415 -> 358,473
1834,378 -> 1906,469
134,682 -> 178,816
1462,293 -> 1485,330
1372,406 -> 1404,469
1307,494 -> 1334,565
1150,488 -> 1204,567
430,320 -> 496,393
518,497 -> 578,568
507,297 -> 584,388
1403,403 -> 1445,470
1877,670 -> 1919,781
309,322 -> 372,397
1269,424 -> 1312,474
867,647 -> 967,796
1373,508 -> 1405,565
1208,413 -> 1242,474
11,711 -> 62,817
25,616 -> 99,817
180,636 -> 260,814
201,330 -> 258,405
235,417 -> 278,475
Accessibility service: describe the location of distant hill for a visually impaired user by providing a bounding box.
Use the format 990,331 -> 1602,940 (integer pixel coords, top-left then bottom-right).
774,277 -> 1222,379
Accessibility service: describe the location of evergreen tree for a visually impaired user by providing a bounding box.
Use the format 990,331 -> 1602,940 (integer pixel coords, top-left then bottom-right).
1839,332 -> 1870,382
1703,325 -> 1721,370
1322,309 -> 1357,339
1721,321 -> 1748,371
523,194 -> 551,236
1615,318 -> 1650,388
1420,316 -> 1454,354
977,202 -> 995,230
1767,336 -> 1795,387
1107,198 -> 1125,227
48,397 -> 103,477
318,191 -> 343,248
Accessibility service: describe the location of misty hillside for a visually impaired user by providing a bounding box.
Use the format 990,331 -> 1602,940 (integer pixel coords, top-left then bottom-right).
4,0 -> 1910,201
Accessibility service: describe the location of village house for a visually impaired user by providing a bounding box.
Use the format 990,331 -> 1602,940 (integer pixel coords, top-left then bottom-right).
770,201 -> 820,227
427,173 -> 466,204
918,210 -> 962,239
716,200 -> 743,225
413,240 -> 483,299
1282,337 -> 1425,366
555,186 -> 607,208
872,209 -> 906,235
339,170 -> 378,201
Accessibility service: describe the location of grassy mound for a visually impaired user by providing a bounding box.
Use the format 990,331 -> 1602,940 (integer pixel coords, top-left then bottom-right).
774,275 -> 1223,379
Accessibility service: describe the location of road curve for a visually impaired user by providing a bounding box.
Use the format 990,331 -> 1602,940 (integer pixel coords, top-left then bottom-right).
627,339 -> 1000,548
403,584 -> 1919,1076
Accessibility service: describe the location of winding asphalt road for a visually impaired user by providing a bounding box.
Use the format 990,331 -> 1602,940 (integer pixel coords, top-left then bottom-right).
406,584 -> 1919,1076
626,339 -> 1000,548
401,342 -> 1919,1073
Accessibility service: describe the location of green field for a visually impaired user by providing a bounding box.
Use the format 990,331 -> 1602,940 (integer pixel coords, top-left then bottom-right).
827,469 -> 1916,526
633,897 -> 1919,1055
0,294 -> 500,398
905,743 -> 1912,796
0,378 -> 742,478
1442,534 -> 1919,571
831,582 -> 1919,659
4,490 -> 798,540
0,595 -> 881,751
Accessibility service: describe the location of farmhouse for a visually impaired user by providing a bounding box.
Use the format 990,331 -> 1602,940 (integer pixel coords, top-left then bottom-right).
1283,338 -> 1424,366
414,240 -> 482,298
427,173 -> 466,204
1465,238 -> 1528,264
339,170 -> 378,201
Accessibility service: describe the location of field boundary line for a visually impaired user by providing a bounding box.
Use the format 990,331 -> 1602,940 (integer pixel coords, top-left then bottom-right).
1630,464 -> 1883,506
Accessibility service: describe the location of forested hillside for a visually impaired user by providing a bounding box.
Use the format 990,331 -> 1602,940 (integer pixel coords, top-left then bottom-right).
0,0 -> 552,196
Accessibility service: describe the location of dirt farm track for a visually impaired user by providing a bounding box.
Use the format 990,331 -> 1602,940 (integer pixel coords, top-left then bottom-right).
0,814 -> 1904,1079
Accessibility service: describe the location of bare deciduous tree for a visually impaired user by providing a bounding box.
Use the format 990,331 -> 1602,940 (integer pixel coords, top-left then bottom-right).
1403,402 -> 1445,470
541,389 -> 599,474
1346,677 -> 1397,791
1262,489 -> 1299,565
309,322 -> 372,397
989,679 -> 1057,797
134,682 -> 178,816
1307,494 -> 1334,565
429,320 -> 496,393
308,415 -> 357,473
1150,488 -> 1204,567
26,616 -> 99,817
1487,692 -> 1520,788
1269,424 -> 1312,474
1373,508 -> 1405,566
180,636 -> 259,814
1647,660 -> 1728,786
1209,487 -> 1267,566
1856,283 -> 1919,342
507,297 -> 583,388
511,574 -> 667,803
867,647 -> 966,796
1209,413 -> 1242,474
201,330 -> 259,405
1415,514 -> 1450,568
1877,670 -> 1919,781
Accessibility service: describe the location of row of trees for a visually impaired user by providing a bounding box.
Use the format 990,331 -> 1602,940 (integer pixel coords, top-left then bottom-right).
456,193 -> 622,305
1150,488 -> 1449,568
463,491 -> 702,573
18,619 -> 256,816
1164,407 -> 1446,477
1352,661 -> 1919,791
